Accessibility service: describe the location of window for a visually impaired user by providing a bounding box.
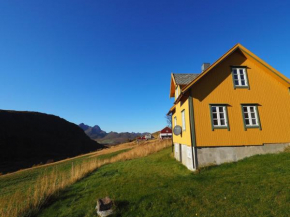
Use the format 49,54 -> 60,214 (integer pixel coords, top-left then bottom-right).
175,86 -> 179,98
210,105 -> 229,130
174,116 -> 177,127
181,110 -> 186,131
241,105 -> 261,130
232,67 -> 249,88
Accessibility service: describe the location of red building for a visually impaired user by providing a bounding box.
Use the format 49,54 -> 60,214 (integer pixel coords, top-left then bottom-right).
160,127 -> 172,139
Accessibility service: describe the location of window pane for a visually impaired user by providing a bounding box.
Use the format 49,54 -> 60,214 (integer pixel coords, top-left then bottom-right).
220,119 -> 225,125
244,113 -> 249,118
213,120 -> 218,125
220,113 -> 224,118
250,107 -> 254,112
212,107 -> 216,112
235,80 -> 239,85
213,113 -> 217,118
251,113 -> 255,118
245,119 -> 250,125
241,80 -> 245,86
233,69 -> 237,74
243,107 -> 247,112
240,75 -> 244,79
234,75 -> 238,79
239,69 -> 244,74
252,119 -> 257,125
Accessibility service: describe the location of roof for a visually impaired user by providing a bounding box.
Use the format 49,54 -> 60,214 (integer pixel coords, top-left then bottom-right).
170,73 -> 199,97
173,73 -> 199,85
168,43 -> 290,113
167,104 -> 176,115
160,127 -> 172,134
182,43 -> 290,94
170,43 -> 290,103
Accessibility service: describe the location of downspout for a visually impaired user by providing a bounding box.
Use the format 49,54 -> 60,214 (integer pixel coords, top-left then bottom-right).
188,92 -> 197,170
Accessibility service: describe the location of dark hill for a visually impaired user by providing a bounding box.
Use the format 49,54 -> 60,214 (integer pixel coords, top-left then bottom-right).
0,110 -> 104,174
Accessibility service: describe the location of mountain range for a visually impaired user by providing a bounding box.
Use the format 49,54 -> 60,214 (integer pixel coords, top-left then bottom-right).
79,123 -> 148,145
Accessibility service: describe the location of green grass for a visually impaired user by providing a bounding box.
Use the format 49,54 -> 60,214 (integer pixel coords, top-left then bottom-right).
37,148 -> 290,217
0,148 -> 131,199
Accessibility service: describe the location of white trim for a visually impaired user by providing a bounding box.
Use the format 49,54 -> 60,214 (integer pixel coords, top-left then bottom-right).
243,106 -> 259,127
175,86 -> 179,98
160,133 -> 172,136
232,68 -> 248,87
211,106 -> 228,127
181,110 -> 186,131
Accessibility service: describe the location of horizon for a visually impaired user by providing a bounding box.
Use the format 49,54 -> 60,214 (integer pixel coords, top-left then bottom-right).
1,1 -> 290,133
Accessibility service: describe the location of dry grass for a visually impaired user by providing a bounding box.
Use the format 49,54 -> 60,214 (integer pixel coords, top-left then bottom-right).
0,139 -> 171,217
1,140 -> 137,178
284,145 -> 290,153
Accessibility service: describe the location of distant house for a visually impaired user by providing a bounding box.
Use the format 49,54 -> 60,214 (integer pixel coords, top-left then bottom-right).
137,136 -> 146,140
159,127 -> 172,139
168,43 -> 290,171
145,134 -> 152,140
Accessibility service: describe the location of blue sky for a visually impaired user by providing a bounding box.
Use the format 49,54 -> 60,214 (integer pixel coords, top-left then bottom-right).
0,0 -> 290,133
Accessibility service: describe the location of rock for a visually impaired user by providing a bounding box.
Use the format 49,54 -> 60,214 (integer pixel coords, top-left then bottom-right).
96,197 -> 114,217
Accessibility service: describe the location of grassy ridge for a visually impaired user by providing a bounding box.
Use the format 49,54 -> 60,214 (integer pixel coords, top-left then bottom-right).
0,149 -> 129,198
38,148 -> 290,217
0,139 -> 171,217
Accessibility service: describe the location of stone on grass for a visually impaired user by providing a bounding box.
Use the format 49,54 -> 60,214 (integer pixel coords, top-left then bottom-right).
96,197 -> 114,217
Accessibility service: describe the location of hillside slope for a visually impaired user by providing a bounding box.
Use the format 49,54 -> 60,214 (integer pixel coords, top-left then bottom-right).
0,110 -> 104,174
38,148 -> 290,217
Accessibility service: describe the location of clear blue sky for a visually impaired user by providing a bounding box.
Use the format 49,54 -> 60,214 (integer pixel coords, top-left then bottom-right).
1,1 -> 290,133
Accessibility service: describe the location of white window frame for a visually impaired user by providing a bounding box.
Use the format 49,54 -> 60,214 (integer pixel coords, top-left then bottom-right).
174,116 -> 177,127
232,67 -> 248,87
181,110 -> 186,131
210,105 -> 228,129
242,105 -> 259,127
175,86 -> 179,98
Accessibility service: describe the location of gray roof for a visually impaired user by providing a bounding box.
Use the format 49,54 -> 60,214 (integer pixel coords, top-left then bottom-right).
173,73 -> 200,85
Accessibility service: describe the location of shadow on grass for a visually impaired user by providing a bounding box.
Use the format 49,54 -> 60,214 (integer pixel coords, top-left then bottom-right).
113,200 -> 130,217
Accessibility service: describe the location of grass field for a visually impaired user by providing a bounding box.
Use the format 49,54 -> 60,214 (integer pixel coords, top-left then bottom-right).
37,147 -> 290,217
0,139 -> 170,217
0,142 -> 136,199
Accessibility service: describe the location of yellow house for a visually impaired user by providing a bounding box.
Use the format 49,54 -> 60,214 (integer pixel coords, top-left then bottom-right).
168,43 -> 290,171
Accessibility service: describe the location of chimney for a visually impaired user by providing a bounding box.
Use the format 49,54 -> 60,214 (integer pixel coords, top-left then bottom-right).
201,63 -> 210,72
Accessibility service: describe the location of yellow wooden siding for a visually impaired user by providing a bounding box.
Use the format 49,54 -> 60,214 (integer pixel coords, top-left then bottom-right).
191,50 -> 290,147
172,100 -> 192,146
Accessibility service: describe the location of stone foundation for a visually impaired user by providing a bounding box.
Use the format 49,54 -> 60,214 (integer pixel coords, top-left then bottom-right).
174,143 -> 290,170
174,143 -> 195,171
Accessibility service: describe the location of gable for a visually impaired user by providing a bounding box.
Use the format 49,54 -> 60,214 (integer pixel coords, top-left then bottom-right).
181,44 -> 290,96
191,51 -> 290,147
170,73 -> 199,97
